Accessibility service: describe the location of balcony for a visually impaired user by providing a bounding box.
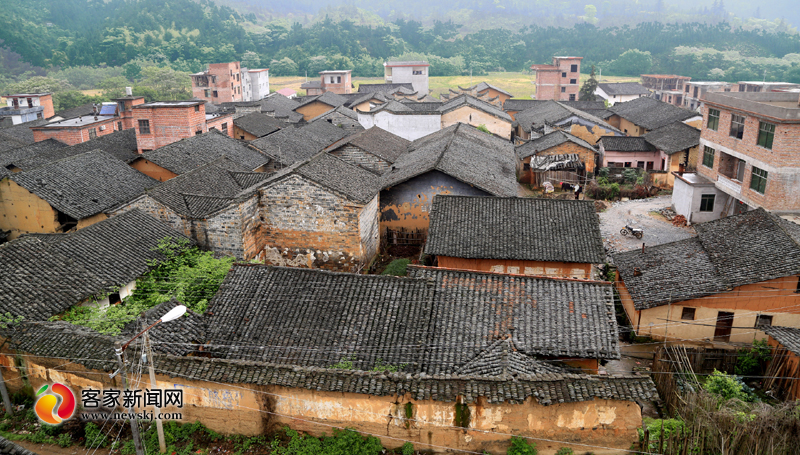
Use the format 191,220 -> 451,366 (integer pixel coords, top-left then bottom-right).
716,174 -> 742,196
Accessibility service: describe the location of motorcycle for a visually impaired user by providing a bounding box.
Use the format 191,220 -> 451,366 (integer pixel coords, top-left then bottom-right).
620,225 -> 643,239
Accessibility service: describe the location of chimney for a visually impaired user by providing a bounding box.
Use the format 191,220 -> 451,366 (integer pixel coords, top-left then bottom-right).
126,87 -> 133,96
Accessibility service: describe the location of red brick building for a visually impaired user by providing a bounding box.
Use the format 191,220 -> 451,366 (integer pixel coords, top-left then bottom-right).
191,62 -> 243,103
530,57 -> 582,101
31,112 -> 118,145
132,101 -> 233,153
111,95 -> 146,130
0,93 -> 54,126
300,70 -> 352,95
672,91 -> 800,222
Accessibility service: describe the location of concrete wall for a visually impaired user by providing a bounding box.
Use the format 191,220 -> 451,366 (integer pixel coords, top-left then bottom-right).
359,111 -> 441,141
380,171 -> 490,233
440,106 -> 512,139
387,65 -> 429,95
259,174 -> 374,271
438,257 -> 593,279
617,276 -> 800,344
670,175 -> 728,224
247,70 -> 270,101
602,150 -> 663,169
594,89 -> 646,106
0,352 -> 643,454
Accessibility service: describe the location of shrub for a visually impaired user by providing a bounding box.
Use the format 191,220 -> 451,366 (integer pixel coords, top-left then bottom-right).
703,370 -> 756,402
735,339 -> 772,376
596,176 -> 609,186
606,183 -> 620,200
639,418 -> 687,452
555,448 -> 574,455
84,422 -> 109,448
382,259 -> 411,276
402,441 -> 415,455
598,167 -> 609,178
622,168 -> 639,184
507,436 -> 537,455
57,433 -> 72,448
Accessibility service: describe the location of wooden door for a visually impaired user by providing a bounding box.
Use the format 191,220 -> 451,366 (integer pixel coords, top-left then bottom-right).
714,311 -> 734,342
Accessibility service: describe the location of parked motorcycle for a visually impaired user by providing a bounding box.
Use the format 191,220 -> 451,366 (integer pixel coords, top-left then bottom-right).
620,225 -> 643,239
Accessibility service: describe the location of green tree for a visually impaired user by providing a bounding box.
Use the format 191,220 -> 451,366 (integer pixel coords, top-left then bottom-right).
607,49 -> 652,77
241,51 -> 261,69
123,61 -> 142,81
52,90 -> 105,111
582,5 -> 598,25
4,76 -> 73,95
270,57 -> 299,76
579,65 -> 598,101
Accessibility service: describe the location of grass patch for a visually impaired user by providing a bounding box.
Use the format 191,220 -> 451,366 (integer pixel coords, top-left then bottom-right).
381,259 -> 411,276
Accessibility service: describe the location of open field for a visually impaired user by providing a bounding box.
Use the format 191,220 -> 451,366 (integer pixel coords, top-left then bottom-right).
268,72 -> 641,99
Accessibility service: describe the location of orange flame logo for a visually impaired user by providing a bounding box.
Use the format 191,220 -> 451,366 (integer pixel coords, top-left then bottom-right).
34,383 -> 76,425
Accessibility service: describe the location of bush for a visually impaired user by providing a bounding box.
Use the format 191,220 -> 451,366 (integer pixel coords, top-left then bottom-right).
596,176 -> 609,186
402,441 -> 415,455
598,167 -> 609,178
84,422 -> 109,448
555,448 -> 574,455
639,418 -> 687,452
622,168 -> 639,184
606,183 -> 620,200
57,433 -> 72,448
735,339 -> 772,376
507,436 -> 537,455
703,370 -> 757,402
381,259 -> 411,276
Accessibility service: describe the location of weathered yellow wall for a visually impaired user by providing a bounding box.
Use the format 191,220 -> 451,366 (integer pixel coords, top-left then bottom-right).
440,106 -> 512,139
617,277 -> 800,344
0,178 -> 60,239
295,102 -> 335,121
0,353 -> 642,454
76,213 -> 108,230
130,159 -> 179,182
610,117 -> 645,136
567,124 -> 617,146
685,118 -> 702,129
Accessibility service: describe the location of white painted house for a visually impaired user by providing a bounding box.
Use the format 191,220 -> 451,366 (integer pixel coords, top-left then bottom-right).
595,82 -> 650,106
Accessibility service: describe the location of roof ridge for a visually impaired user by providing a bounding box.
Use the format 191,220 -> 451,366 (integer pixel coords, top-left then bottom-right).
433,123 -> 461,170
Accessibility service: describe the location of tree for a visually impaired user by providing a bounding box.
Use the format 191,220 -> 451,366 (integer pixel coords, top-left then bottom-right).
607,49 -> 652,77
123,61 -> 142,81
4,76 -> 73,95
582,5 -> 598,25
579,65 -> 598,101
240,51 -> 261,69
269,57 -> 299,76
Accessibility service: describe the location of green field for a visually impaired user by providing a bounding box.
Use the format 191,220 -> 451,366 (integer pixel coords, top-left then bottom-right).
269,72 -> 641,99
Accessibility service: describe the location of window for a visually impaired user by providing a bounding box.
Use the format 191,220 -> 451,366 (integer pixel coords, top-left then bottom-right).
707,108 -> 720,131
569,94 -> 576,101
796,276 -> 800,293
194,105 -> 200,112
221,122 -> 228,134
523,163 -> 530,170
624,162 -> 632,167
636,161 -> 645,168
729,114 -> 745,139
412,70 -> 423,75
681,307 -> 696,320
757,121 -> 775,149
117,121 -> 122,131
755,315 -> 773,328
700,194 -> 715,212
561,87 -> 566,93
562,72 -> 567,78
750,166 -> 768,194
213,91 -> 218,98
570,64 -> 578,72
88,128 -> 97,139
204,89 -> 211,97
138,119 -> 150,134
606,162 -> 617,167
337,76 -> 341,83
570,79 -> 577,84
195,130 -> 202,135
702,146 -> 715,168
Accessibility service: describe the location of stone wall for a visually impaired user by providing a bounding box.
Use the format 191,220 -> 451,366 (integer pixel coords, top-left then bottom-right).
259,175 -> 371,271
358,195 -> 379,264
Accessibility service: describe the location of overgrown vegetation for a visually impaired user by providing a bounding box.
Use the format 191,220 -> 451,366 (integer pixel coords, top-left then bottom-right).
703,370 -> 758,403
381,258 -> 411,277
54,237 -> 234,335
735,339 -> 772,376
506,436 -> 537,455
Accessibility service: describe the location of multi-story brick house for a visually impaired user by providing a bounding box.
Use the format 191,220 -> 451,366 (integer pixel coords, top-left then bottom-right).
530,56 -> 582,101
672,91 -> 800,224
0,93 -> 54,126
132,100 -> 233,153
30,103 -> 120,145
191,62 -> 242,103
300,70 -> 352,96
111,93 -> 145,130
682,81 -> 737,111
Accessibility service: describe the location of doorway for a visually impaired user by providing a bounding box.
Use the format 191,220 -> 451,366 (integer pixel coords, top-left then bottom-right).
714,311 -> 734,342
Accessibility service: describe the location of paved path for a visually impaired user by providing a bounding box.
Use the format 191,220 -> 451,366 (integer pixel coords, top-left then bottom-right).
599,196 -> 696,254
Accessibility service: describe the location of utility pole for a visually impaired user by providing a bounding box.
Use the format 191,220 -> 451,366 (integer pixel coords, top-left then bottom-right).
144,332 -> 167,453
114,342 -> 144,455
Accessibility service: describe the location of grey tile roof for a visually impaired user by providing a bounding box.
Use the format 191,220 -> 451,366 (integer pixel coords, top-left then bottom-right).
381,123 -> 518,197
364,100 -> 416,114
299,80 -> 321,89
0,136 -> 27,154
139,130 -> 270,174
0,209 -> 189,320
597,82 -> 651,96
0,118 -> 48,145
343,91 -> 389,108
205,264 -> 619,377
232,112 -> 288,138
614,208 -> 800,310
642,122 -> 701,155
308,105 -> 359,122
473,82 -> 513,97
53,102 -> 95,120
598,136 -> 655,152
258,94 -> 303,122
357,83 -> 414,93
66,128 -> 139,163
324,126 -> 410,163
295,91 -> 347,109
122,300 -> 206,356
516,130 -> 597,159
425,196 -> 605,263
250,120 -> 349,166
401,101 -> 445,112
437,94 -> 512,121
0,139 -> 70,174
146,157 -> 270,218
11,150 -> 158,219
0,435 -> 38,455
9,321 -> 120,371
514,101 -> 619,134
155,355 -> 656,405
763,326 -> 800,356
607,96 -> 698,131
504,99 -> 605,113
267,152 -> 382,204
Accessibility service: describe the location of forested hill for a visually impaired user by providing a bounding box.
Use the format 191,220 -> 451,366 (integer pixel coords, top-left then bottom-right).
1,0 -> 800,85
